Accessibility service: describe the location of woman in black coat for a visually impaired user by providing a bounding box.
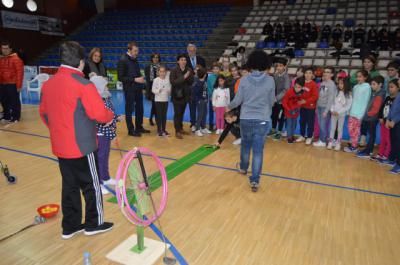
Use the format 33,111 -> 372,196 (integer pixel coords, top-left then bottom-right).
83,47 -> 107,78
144,53 -> 161,126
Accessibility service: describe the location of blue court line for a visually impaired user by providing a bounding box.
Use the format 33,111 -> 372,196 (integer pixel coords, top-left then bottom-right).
1,128 -> 400,199
0,145 -> 188,265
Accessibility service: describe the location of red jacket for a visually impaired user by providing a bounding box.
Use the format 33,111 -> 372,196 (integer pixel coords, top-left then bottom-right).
282,87 -> 303,118
301,80 -> 319,109
0,53 -> 24,89
40,66 -> 114,159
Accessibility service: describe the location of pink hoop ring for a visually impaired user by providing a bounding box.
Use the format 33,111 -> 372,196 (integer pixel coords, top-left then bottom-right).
115,147 -> 168,227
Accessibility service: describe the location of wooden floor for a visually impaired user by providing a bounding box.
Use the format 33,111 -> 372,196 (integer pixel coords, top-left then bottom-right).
1,105 -> 400,265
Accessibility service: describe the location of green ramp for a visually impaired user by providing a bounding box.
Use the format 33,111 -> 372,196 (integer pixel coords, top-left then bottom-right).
108,144 -> 219,204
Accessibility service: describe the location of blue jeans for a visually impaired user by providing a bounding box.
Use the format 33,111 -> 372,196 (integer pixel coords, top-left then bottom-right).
240,119 -> 271,184
300,108 -> 315,138
189,99 -> 197,126
208,99 -> 214,129
286,117 -> 297,138
196,100 -> 208,130
317,106 -> 330,143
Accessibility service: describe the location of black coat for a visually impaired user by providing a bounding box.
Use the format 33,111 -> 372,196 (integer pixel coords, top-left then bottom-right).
169,66 -> 194,103
117,53 -> 144,90
185,55 -> 206,70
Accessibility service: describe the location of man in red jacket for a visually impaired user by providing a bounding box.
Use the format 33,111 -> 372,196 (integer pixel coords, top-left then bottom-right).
0,41 -> 24,122
40,41 -> 114,239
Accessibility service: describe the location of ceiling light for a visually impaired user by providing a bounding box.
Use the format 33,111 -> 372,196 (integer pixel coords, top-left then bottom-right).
26,0 -> 37,12
2,0 -> 14,8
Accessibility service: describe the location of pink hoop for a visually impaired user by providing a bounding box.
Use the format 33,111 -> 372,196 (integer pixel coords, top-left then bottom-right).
115,147 -> 168,226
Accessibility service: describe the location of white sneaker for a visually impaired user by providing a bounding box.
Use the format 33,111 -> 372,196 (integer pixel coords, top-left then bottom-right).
215,129 -> 221,135
101,185 -> 110,195
334,142 -> 341,151
296,136 -> 305,143
327,141 -> 333,150
313,140 -> 326,147
195,130 -> 204,137
359,135 -> 367,147
305,138 -> 312,145
201,128 -> 212,134
191,125 -> 196,132
103,178 -> 116,186
281,131 -> 287,137
233,138 -> 241,145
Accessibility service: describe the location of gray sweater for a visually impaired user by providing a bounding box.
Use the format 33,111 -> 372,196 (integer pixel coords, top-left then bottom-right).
317,79 -> 337,114
228,71 -> 275,121
274,71 -> 290,103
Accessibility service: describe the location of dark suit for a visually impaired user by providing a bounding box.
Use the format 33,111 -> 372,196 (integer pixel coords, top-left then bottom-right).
185,55 -> 206,70
185,54 -> 205,126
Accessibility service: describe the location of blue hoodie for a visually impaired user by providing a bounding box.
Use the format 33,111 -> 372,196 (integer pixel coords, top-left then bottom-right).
228,71 -> 275,121
349,82 -> 371,119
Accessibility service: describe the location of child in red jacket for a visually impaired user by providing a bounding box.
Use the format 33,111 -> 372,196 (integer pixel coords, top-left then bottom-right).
296,67 -> 319,145
283,76 -> 305,143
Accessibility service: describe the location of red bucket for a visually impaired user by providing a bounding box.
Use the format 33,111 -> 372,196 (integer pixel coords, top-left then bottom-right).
37,204 -> 60,219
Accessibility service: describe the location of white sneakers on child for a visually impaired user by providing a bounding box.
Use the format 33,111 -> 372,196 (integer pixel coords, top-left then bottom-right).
327,141 -> 333,150
334,142 -> 341,151
191,125 -> 196,132
101,185 -> 110,195
201,128 -> 212,134
296,136 -> 305,143
104,178 -> 116,186
305,138 -> 312,145
313,140 -> 326,147
195,130 -> 204,137
215,129 -> 222,135
233,138 -> 241,145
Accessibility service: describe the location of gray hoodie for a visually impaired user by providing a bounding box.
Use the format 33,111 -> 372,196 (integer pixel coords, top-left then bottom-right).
274,71 -> 290,103
317,79 -> 337,114
228,71 -> 275,121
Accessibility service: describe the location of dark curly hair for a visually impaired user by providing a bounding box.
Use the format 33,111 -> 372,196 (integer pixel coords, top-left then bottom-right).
246,50 -> 272,71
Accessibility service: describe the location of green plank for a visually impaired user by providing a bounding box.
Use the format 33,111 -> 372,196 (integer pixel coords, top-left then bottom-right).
107,145 -> 218,204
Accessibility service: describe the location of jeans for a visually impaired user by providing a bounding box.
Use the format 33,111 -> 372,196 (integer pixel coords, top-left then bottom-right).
155,101 -> 168,133
316,107 -> 330,142
286,117 -> 297,138
189,99 -> 197,127
208,99 -> 215,129
300,108 -> 316,138
196,100 -> 208,130
363,120 -> 378,154
97,135 -> 111,184
240,119 -> 271,184
271,103 -> 285,132
389,122 -> 400,164
124,88 -> 144,133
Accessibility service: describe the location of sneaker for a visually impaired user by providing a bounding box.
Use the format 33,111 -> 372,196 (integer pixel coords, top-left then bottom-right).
281,131 -> 287,137
103,178 -> 116,186
370,155 -> 383,162
287,137 -> 294,144
359,135 -> 367,147
163,131 -> 170,137
215,129 -> 221,135
296,136 -> 305,143
272,132 -> 281,140
378,158 -> 396,167
327,141 -> 333,150
356,151 -> 371,159
232,138 -> 241,145
389,164 -> 400,174
158,132 -> 164,137
84,222 -> 114,236
267,128 -> 276,136
201,128 -> 212,134
137,128 -> 150,134
313,140 -> 326,147
305,138 -> 312,145
128,131 -> 141,137
195,130 -> 204,137
334,142 -> 341,151
235,162 -> 247,175
62,224 -> 85,239
191,125 -> 196,132
250,182 -> 259,192
101,185 -> 110,195
344,146 -> 358,153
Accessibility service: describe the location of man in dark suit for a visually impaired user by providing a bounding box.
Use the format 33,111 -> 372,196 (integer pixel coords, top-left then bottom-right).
185,43 -> 206,129
185,43 -> 206,70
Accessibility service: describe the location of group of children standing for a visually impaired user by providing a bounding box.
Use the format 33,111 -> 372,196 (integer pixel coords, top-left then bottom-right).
272,59 -> 400,174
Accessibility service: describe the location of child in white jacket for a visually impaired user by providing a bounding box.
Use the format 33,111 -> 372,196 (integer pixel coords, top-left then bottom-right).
328,77 -> 353,151
212,75 -> 230,134
152,65 -> 171,136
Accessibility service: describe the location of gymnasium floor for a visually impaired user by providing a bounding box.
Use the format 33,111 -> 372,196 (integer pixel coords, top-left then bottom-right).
1,100 -> 400,265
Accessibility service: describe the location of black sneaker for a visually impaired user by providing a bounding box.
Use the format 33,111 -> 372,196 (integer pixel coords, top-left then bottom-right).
84,222 -> 114,236
128,131 -> 142,137
62,224 -> 85,239
250,182 -> 259,192
138,127 -> 150,133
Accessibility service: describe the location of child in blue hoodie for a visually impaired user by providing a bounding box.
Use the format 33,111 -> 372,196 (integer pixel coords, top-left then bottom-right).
193,66 -> 210,136
385,79 -> 400,174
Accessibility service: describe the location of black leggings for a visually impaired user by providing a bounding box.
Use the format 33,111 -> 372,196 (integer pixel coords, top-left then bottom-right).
155,101 -> 168,133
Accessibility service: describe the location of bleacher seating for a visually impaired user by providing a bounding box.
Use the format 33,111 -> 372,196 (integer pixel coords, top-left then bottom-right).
222,0 -> 400,73
36,5 -> 230,69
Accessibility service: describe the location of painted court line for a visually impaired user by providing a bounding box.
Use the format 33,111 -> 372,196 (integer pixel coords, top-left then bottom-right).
0,146 -> 188,265
1,128 -> 400,199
